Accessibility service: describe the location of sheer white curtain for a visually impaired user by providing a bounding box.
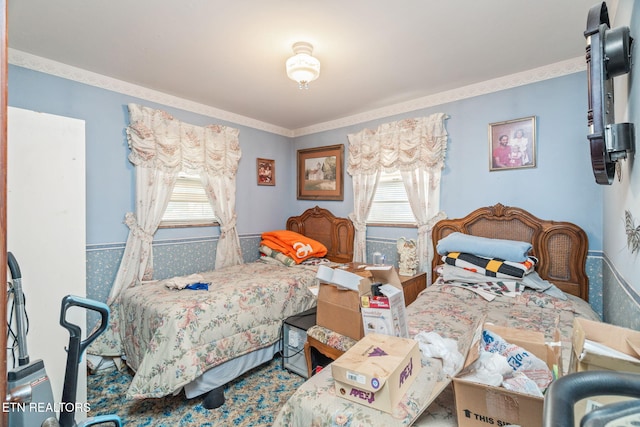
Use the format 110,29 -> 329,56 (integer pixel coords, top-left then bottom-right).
347,128 -> 381,263
347,113 -> 448,282
91,105 -> 242,357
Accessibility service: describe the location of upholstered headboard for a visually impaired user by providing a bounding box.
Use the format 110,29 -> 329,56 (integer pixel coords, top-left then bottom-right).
431,203 -> 589,301
286,206 -> 354,263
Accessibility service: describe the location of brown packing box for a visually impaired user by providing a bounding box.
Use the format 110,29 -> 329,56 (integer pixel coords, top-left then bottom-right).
569,317 -> 640,425
570,317 -> 640,373
331,332 -> 421,413
316,279 -> 366,340
453,323 -> 562,427
316,265 -> 404,340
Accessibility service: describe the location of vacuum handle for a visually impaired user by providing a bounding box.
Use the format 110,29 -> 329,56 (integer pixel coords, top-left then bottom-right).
7,251 -> 21,279
8,251 -> 30,365
60,295 -> 110,358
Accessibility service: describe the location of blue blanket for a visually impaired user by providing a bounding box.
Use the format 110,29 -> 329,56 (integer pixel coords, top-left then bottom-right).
436,232 -> 532,262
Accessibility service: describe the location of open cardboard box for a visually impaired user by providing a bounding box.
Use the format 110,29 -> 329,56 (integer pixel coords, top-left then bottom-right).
452,323 -> 561,427
360,266 -> 408,338
316,265 -> 405,340
570,317 -> 640,373
331,332 -> 421,413
569,317 -> 640,425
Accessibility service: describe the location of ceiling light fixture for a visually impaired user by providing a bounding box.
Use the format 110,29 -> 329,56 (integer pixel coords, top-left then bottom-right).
286,41 -> 320,90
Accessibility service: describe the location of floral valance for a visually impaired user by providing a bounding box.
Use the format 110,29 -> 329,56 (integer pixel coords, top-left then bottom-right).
347,113 -> 448,175
126,103 -> 241,175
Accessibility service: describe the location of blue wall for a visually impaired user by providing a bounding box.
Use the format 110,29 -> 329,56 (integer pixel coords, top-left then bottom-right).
8,63 -> 606,322
600,0 -> 640,328
8,65 -> 296,244
293,74 -> 603,249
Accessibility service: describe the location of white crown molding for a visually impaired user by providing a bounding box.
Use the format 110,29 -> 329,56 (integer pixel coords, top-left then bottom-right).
10,49 -> 585,138
8,49 -> 295,137
293,57 -> 587,137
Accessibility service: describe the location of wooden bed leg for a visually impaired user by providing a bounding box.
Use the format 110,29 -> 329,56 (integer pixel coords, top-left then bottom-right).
203,385 -> 225,409
304,340 -> 313,378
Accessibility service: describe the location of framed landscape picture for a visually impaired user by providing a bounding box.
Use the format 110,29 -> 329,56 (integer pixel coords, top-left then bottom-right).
257,158 -> 275,186
297,144 -> 344,200
489,116 -> 536,171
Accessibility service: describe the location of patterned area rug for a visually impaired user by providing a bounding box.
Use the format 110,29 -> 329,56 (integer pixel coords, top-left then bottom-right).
87,356 -> 305,426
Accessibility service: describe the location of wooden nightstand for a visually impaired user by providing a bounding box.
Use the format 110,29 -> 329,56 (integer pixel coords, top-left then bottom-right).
398,271 -> 426,306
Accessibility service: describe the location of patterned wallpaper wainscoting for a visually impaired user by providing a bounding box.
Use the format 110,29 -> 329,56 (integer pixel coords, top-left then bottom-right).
585,253 -> 603,320
365,237 -> 400,266
602,255 -> 640,330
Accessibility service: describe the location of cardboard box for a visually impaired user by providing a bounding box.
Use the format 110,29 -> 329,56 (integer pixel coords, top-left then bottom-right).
316,279 -> 366,340
315,265 -> 406,340
361,282 -> 408,338
316,265 -> 370,339
453,323 -> 562,427
570,317 -> 640,373
569,318 -> 640,424
331,332 -> 421,413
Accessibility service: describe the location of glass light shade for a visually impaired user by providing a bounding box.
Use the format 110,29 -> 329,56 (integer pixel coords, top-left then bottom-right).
286,42 -> 320,89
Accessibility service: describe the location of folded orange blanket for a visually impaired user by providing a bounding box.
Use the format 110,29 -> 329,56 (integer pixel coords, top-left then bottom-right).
261,230 -> 327,263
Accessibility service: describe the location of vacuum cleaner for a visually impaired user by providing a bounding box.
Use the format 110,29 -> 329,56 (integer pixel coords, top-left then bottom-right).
6,252 -> 122,427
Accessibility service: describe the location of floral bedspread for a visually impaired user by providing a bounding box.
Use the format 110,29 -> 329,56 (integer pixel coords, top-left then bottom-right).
273,283 -> 600,427
99,260 -> 317,399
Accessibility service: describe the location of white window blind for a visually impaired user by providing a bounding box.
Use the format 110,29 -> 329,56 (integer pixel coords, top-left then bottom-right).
367,170 -> 416,225
160,172 -> 218,227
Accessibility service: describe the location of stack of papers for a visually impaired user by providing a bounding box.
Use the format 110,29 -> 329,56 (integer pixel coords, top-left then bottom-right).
582,340 -> 640,363
447,281 -> 522,301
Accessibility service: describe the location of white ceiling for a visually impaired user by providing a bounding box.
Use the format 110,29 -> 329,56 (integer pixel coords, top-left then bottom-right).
7,0 -> 605,136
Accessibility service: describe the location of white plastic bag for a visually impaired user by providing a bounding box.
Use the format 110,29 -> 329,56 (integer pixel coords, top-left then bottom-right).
502,371 -> 544,397
459,351 -> 512,386
481,329 -> 553,390
414,331 -> 464,376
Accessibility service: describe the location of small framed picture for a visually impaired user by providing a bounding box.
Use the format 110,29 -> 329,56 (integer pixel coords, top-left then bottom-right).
257,158 -> 275,186
297,144 -> 344,200
489,116 -> 536,171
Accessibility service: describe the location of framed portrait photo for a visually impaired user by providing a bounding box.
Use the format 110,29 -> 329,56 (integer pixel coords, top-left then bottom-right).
297,144 -> 344,200
257,158 -> 275,186
489,116 -> 536,171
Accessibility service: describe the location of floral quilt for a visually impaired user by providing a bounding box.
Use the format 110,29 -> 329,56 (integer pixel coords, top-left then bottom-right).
93,259 -> 317,399
273,283 -> 600,427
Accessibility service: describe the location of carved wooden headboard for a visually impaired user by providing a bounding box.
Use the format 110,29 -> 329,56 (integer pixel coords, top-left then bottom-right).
431,203 -> 589,301
286,206 -> 354,263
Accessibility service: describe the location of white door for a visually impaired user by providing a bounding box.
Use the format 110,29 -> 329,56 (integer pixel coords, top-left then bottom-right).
7,107 -> 87,417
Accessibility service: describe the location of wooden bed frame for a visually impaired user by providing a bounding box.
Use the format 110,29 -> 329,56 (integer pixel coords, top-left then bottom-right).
287,205 -> 354,263
431,203 -> 589,301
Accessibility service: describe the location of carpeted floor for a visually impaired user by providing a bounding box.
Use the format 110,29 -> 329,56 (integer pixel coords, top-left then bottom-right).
87,355 -> 305,426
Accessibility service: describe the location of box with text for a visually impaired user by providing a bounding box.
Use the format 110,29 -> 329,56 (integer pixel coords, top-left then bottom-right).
316,265 -> 406,340
331,332 -> 421,413
453,323 -> 561,427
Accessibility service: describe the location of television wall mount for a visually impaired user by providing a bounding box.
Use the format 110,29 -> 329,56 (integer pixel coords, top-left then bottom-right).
585,1 -> 634,185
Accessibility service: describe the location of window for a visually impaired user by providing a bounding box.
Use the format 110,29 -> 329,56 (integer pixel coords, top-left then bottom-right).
160,172 -> 218,227
367,170 -> 416,225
